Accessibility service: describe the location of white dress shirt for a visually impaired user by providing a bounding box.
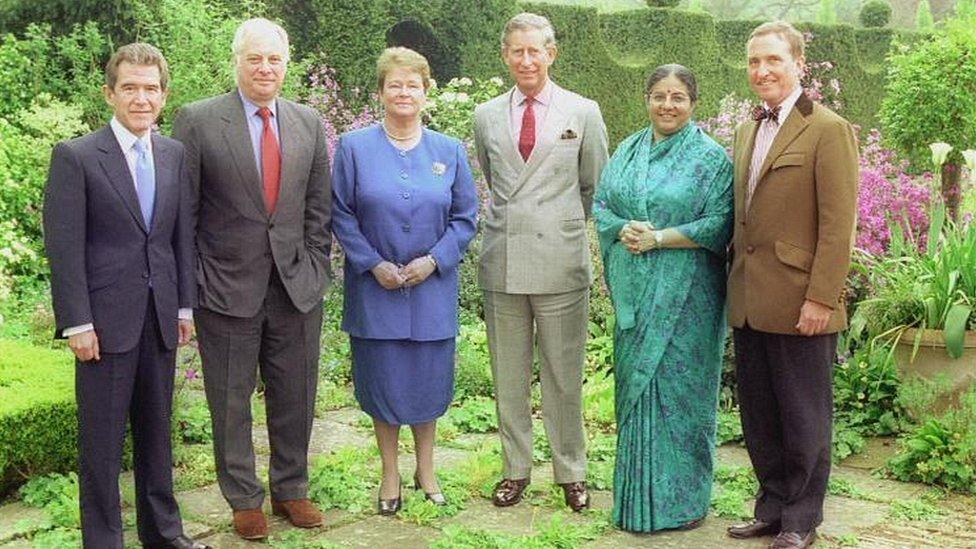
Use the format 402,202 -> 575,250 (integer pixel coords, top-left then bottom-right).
63,118 -> 191,337
745,85 -> 804,211
510,79 -> 553,145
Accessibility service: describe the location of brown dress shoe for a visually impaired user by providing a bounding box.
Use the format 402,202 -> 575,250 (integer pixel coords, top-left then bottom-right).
560,481 -> 589,512
727,518 -> 780,539
770,529 -> 817,549
492,478 -> 530,507
271,498 -> 324,528
232,508 -> 268,540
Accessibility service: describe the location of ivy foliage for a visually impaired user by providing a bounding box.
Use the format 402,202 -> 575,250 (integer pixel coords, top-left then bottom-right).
879,15 -> 976,170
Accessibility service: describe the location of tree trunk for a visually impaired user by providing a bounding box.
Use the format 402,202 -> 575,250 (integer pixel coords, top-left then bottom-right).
942,161 -> 961,223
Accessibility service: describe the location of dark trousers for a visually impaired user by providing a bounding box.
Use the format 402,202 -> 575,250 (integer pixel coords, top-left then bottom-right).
195,271 -> 322,510
76,296 -> 182,549
733,325 -> 836,532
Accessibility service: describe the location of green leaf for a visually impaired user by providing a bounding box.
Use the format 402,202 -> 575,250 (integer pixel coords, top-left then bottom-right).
927,201 -> 945,258
942,303 -> 972,358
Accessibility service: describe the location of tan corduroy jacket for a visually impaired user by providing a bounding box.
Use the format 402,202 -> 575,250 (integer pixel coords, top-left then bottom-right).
727,92 -> 859,335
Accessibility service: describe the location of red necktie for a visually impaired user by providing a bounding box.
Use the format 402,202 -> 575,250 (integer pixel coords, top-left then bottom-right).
258,107 -> 281,214
518,96 -> 535,161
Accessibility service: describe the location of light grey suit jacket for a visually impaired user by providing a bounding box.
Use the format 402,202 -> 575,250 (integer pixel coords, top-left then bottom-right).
474,83 -> 608,294
172,92 -> 332,317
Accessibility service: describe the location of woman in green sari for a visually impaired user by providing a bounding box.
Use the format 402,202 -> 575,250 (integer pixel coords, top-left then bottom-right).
595,64 -> 733,532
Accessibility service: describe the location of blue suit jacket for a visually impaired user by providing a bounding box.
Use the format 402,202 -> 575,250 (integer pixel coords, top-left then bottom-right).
331,125 -> 478,340
43,126 -> 195,353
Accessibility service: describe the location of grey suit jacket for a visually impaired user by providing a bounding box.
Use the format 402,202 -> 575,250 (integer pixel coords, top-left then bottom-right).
474,83 -> 608,294
172,92 -> 332,317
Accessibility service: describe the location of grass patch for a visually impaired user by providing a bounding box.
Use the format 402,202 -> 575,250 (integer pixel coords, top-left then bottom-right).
827,477 -> 887,503
308,446 -> 379,514
886,498 -> 946,521
711,466 -> 758,519
172,444 -> 217,491
429,512 -> 609,549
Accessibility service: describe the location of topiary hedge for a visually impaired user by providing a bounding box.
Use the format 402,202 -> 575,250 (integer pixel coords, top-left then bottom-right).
860,0 -> 892,28
0,339 -> 77,495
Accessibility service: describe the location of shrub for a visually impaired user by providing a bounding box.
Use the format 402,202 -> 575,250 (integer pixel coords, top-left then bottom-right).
0,339 -> 76,495
833,342 -> 907,436
454,322 -> 494,401
646,0 -> 680,7
860,0 -> 892,28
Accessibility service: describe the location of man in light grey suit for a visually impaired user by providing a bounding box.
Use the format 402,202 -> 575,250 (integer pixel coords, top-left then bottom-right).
473,12 -> 609,512
171,18 -> 331,540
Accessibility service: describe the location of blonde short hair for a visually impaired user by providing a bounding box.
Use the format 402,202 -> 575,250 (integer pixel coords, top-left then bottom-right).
376,47 -> 432,91
749,20 -> 805,60
501,12 -> 557,49
232,18 -> 290,62
105,43 -> 170,91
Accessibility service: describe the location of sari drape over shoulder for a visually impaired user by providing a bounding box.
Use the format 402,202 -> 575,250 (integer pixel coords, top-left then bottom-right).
594,122 -> 733,531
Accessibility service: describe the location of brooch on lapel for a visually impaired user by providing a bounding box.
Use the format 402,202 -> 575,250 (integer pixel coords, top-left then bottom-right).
432,162 -> 446,176
560,129 -> 578,140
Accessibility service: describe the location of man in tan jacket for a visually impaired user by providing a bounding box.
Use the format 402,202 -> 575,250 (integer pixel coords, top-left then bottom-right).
726,21 -> 858,549
473,12 -> 608,512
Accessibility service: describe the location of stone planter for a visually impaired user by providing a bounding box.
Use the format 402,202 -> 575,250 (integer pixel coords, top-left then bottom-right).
895,328 -> 976,410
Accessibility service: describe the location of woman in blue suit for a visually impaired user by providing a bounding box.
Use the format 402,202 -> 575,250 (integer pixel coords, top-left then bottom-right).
331,47 -> 478,515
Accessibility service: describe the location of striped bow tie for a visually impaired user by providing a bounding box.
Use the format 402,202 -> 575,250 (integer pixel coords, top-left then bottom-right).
752,105 -> 781,122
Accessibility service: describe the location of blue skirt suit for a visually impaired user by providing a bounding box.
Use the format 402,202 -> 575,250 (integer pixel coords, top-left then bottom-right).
331,125 -> 478,425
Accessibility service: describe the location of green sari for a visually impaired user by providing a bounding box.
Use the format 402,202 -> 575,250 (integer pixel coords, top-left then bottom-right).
594,122 -> 733,532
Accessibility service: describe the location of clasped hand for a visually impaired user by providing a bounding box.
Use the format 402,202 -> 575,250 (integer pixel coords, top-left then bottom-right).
619,221 -> 655,254
371,257 -> 435,290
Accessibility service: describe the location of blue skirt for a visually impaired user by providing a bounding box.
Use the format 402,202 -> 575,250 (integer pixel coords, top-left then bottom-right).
350,337 -> 456,425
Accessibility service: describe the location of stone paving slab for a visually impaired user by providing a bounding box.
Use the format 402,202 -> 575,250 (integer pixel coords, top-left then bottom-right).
315,514 -> 440,548
0,503 -> 47,544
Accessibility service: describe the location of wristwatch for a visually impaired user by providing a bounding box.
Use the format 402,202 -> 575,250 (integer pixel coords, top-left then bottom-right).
426,254 -> 437,269
650,230 -> 663,250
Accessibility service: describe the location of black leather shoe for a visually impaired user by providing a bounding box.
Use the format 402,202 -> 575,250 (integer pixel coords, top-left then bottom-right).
770,529 -> 817,549
413,474 -> 447,506
727,519 -> 781,539
146,534 -> 213,549
378,475 -> 402,516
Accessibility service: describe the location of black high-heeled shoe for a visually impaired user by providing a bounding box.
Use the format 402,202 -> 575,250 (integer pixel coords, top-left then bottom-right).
377,475 -> 402,516
413,473 -> 447,506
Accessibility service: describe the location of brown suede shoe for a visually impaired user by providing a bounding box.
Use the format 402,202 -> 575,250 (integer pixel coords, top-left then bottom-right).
560,481 -> 589,512
271,498 -> 324,528
492,478 -> 530,507
232,508 -> 268,540
770,529 -> 817,549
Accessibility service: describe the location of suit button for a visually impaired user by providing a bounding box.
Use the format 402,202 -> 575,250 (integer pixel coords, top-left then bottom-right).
402,224 -> 411,232
746,246 -> 755,254
400,171 -> 408,179
142,272 -> 150,279
398,151 -> 406,158
402,192 -> 410,199
536,233 -> 543,239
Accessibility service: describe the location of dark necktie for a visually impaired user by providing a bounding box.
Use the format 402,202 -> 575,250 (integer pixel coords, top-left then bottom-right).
258,106 -> 281,214
133,139 -> 155,229
752,104 -> 782,123
518,96 -> 535,161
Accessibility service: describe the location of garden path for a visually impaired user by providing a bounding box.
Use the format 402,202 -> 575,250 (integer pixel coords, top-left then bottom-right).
0,408 -> 974,548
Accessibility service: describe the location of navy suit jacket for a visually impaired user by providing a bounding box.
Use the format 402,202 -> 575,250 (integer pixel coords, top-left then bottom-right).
43,125 -> 195,353
331,126 -> 478,340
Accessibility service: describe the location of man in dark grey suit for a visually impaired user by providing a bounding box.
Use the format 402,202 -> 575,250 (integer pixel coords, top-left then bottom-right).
44,43 -> 208,549
171,18 -> 331,540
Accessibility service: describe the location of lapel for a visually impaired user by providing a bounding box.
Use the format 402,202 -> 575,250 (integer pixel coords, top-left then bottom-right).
96,126 -> 148,233
220,92 -> 269,220
755,93 -> 813,188
494,89 -> 523,174
274,98 -> 303,222
510,84 -> 570,198
149,134 -> 174,235
734,120 -> 759,221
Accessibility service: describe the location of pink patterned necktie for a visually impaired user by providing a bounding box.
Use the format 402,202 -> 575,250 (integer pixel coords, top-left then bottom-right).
518,96 -> 535,161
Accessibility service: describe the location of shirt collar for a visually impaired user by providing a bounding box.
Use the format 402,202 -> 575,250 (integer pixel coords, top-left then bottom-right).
110,116 -> 151,153
765,86 -> 803,125
512,79 -> 553,107
239,89 -> 278,120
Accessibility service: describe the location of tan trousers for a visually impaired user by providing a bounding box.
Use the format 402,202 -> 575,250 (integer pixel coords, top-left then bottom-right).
483,288 -> 589,484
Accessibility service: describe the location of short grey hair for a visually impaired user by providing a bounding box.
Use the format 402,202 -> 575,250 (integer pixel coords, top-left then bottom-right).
231,18 -> 290,62
501,12 -> 557,49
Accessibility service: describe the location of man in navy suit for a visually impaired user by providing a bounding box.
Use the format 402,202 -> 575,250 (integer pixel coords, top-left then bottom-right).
43,43 -> 209,549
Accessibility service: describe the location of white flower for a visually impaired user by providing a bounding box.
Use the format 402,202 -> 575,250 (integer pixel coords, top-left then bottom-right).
963,149 -> 976,183
458,77 -> 473,87
456,92 -> 470,103
439,92 -> 456,103
490,77 -> 504,86
930,142 -> 953,167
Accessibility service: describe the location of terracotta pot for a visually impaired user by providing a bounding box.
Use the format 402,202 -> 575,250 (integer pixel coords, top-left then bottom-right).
895,328 -> 976,410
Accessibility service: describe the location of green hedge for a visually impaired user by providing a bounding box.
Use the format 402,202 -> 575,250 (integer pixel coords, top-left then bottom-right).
0,339 -> 76,495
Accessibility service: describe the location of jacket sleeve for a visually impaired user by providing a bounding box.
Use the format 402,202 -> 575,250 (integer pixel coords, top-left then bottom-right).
304,115 -> 333,275
428,141 -> 479,271
172,145 -> 197,309
43,142 -> 91,336
806,119 -> 859,308
578,101 -> 609,219
330,136 -> 385,274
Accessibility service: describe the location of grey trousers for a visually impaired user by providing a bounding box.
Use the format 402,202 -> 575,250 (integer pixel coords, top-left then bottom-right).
483,288 -> 589,484
196,273 -> 323,510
